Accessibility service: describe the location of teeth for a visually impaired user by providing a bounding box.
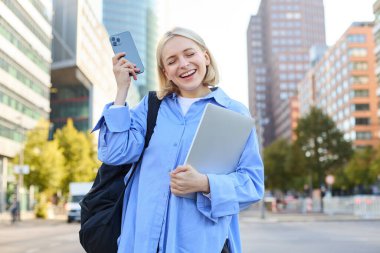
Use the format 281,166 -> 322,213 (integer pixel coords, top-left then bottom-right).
180,70 -> 196,78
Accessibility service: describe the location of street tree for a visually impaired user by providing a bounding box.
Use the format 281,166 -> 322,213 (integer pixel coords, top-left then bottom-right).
264,139 -> 290,192
285,142 -> 309,192
54,119 -> 98,194
295,107 -> 353,192
264,139 -> 307,192
369,145 -> 380,186
15,120 -> 65,196
344,147 -> 375,189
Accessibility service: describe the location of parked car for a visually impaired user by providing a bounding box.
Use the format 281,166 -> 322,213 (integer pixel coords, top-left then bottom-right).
66,182 -> 92,223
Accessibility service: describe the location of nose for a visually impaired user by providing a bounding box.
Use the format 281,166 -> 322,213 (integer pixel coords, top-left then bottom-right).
178,56 -> 190,68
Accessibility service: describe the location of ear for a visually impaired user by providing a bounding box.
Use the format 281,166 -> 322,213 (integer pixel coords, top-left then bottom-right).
162,68 -> 170,80
204,51 -> 211,66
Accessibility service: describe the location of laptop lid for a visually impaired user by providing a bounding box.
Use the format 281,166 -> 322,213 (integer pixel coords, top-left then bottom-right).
184,103 -> 254,175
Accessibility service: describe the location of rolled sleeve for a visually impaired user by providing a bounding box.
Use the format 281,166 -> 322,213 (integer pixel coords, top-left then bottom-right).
103,105 -> 131,132
91,97 -> 149,165
196,192 -> 218,223
91,102 -> 130,133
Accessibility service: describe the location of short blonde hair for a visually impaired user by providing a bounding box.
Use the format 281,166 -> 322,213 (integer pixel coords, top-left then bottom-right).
156,27 -> 219,99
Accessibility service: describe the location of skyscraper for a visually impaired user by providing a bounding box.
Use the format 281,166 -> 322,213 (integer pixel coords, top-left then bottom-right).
0,0 -> 52,212
247,0 -> 326,146
102,0 -> 159,98
51,0 -> 140,133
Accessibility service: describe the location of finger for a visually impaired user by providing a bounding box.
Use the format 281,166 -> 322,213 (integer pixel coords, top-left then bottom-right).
172,166 -> 188,175
117,58 -> 129,67
129,69 -> 138,81
171,188 -> 180,196
170,182 -> 179,190
120,62 -> 134,69
112,52 -> 126,65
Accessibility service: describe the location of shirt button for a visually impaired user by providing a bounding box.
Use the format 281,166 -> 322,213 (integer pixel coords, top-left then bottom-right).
173,143 -> 178,147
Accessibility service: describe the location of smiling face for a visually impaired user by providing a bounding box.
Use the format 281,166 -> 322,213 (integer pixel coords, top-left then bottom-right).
161,36 -> 211,98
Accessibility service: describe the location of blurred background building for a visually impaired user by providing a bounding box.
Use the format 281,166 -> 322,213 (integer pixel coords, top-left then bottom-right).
0,0 -> 52,212
102,0 -> 159,98
373,1 -> 380,138
50,0 -> 140,133
298,22 -> 380,149
0,0 -> 162,215
247,0 -> 326,146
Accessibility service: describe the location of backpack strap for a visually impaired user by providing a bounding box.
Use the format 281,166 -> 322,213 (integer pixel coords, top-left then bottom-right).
145,91 -> 161,148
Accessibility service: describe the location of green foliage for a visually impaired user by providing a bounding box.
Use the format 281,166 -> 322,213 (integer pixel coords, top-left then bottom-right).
54,119 -> 98,194
369,146 -> 380,183
344,147 -> 375,187
34,193 -> 48,218
264,139 -> 289,191
263,139 -> 307,191
17,120 -> 65,196
295,107 -> 353,188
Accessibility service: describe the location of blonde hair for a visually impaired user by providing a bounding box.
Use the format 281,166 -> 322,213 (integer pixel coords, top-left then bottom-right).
156,27 -> 219,99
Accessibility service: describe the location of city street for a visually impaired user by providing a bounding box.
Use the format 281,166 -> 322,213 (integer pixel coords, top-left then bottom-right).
0,210 -> 380,253
0,219 -> 84,253
240,210 -> 380,253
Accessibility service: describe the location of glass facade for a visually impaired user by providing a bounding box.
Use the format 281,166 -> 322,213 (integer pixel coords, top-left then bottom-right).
102,0 -> 158,97
50,85 -> 89,132
0,0 -> 51,152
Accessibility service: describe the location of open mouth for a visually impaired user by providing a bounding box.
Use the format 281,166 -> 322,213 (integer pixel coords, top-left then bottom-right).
179,69 -> 196,78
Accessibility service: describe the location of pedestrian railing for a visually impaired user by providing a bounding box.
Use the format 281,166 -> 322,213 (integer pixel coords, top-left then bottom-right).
324,195 -> 380,218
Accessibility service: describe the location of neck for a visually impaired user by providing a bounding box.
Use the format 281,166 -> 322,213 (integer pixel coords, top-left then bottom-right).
179,85 -> 211,98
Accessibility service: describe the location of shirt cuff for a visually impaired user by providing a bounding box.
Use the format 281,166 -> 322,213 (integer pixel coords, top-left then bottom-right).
91,102 -> 131,133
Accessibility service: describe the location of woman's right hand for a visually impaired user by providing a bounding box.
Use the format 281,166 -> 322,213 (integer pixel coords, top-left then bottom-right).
112,52 -> 140,105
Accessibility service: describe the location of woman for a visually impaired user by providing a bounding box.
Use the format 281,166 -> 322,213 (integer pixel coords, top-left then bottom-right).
93,27 -> 264,253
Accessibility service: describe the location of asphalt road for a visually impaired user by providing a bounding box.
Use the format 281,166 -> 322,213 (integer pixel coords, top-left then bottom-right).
0,215 -> 379,253
0,219 -> 84,253
240,218 -> 380,253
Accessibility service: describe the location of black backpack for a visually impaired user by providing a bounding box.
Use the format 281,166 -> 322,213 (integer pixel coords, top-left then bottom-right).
79,91 -> 161,253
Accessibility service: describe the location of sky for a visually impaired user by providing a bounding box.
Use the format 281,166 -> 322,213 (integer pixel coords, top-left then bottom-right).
162,0 -> 376,107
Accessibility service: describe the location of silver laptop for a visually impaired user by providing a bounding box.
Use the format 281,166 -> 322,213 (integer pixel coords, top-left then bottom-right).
184,103 -> 254,175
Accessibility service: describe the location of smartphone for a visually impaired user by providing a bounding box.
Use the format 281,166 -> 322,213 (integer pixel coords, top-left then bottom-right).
109,31 -> 144,74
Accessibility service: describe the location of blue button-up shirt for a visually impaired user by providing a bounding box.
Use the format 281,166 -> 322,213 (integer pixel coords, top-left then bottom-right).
92,88 -> 264,253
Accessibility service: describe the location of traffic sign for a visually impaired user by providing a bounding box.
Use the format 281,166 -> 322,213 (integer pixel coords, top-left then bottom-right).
325,175 -> 335,185
14,165 -> 30,174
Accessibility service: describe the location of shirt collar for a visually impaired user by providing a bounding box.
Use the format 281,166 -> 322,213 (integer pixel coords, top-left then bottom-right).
169,86 -> 230,107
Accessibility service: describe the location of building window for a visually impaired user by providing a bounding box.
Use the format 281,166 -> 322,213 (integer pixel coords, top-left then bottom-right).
350,62 -> 368,70
352,103 -> 370,111
355,117 -> 370,125
347,34 -> 366,43
352,90 -> 369,97
350,75 -> 369,85
356,131 -> 372,140
0,89 -> 43,119
348,48 -> 368,57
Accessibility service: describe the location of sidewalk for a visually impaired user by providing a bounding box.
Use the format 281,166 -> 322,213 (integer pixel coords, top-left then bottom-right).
240,208 -> 380,223
0,210 -> 66,224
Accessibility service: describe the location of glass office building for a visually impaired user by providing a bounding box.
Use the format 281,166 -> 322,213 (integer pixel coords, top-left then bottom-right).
51,0 -> 140,133
103,0 -> 159,97
0,0 -> 52,212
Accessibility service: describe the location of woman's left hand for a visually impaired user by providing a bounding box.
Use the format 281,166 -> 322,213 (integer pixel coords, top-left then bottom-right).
170,165 -> 210,196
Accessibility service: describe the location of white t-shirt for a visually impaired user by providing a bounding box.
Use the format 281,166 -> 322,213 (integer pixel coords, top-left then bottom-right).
177,96 -> 201,116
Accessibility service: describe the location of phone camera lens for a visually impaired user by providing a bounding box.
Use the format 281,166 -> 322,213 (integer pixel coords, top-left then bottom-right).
111,37 -> 115,41
112,42 -> 117,46
116,38 -> 120,42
